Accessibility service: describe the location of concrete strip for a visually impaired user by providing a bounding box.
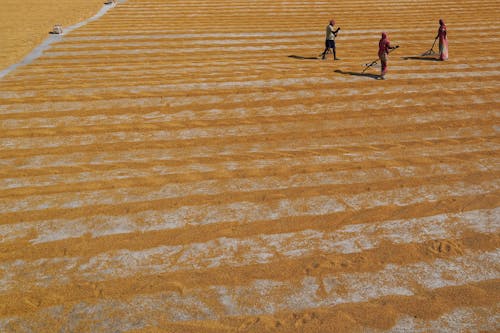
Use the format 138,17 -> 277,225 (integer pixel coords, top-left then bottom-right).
0,1 -> 127,79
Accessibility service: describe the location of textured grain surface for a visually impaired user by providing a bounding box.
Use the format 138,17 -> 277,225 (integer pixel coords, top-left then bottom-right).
0,0 -> 499,332
0,0 -> 104,70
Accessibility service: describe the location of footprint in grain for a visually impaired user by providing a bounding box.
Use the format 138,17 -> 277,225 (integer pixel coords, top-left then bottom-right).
293,311 -> 321,328
238,317 -> 282,332
427,239 -> 464,257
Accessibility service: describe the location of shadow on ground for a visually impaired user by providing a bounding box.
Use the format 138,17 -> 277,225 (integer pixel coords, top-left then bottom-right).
334,69 -> 381,80
288,55 -> 320,60
402,56 -> 440,61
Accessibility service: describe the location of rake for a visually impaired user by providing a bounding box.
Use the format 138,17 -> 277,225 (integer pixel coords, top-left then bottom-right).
362,45 -> 399,73
421,37 -> 438,56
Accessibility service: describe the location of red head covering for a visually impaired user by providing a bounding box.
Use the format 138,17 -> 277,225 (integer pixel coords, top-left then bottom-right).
379,32 -> 390,57
438,19 -> 447,36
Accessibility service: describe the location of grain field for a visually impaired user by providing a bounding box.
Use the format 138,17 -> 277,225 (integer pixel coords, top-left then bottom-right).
0,0 -> 499,332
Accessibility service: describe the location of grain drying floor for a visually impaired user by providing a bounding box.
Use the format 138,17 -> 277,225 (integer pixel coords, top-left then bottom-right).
0,0 -> 499,332
0,0 -> 104,71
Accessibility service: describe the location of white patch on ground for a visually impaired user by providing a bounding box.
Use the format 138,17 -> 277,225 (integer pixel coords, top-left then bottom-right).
1,157 -> 497,243
4,60 -> 498,85
321,250 -> 500,305
0,257 -> 79,292
0,195 -> 345,244
380,306 -> 500,333
37,39 -> 500,57
57,25 -> 500,42
0,250 -> 500,332
1,81 -> 498,115
1,132 -> 497,173
1,155 -> 497,214
2,251 -> 497,330
44,32 -> 500,50
2,70 -> 499,99
0,110 -> 496,169
1,208 -> 498,293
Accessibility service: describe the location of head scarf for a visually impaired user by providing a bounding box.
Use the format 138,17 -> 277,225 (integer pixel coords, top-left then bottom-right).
379,32 -> 390,56
438,19 -> 447,35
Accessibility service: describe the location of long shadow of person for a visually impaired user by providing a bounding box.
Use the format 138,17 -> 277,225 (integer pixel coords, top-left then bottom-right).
334,69 -> 381,80
288,55 -> 320,60
401,56 -> 440,61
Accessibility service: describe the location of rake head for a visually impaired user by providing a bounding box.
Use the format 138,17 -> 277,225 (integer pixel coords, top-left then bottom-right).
421,48 -> 436,56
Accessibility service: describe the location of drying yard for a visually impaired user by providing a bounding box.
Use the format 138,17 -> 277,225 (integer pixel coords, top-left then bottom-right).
0,0 -> 499,332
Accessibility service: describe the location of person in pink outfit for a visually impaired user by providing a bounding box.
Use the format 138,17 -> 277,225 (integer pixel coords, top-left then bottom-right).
436,19 -> 448,60
378,32 -> 397,79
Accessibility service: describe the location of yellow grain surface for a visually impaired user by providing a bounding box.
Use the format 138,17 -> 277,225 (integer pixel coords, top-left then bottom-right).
0,0 -> 103,69
0,0 -> 499,332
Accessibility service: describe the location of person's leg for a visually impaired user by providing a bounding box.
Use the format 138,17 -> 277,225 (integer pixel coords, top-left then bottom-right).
439,39 -> 448,61
324,40 -> 336,59
380,59 -> 387,78
321,40 -> 329,59
321,47 -> 328,59
333,41 -> 339,60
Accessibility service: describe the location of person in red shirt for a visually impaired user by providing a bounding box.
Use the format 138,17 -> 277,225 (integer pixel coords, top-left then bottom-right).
378,32 -> 397,79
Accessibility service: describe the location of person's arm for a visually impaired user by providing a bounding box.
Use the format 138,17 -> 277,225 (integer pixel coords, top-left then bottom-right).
385,41 -> 398,53
389,44 -> 399,51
